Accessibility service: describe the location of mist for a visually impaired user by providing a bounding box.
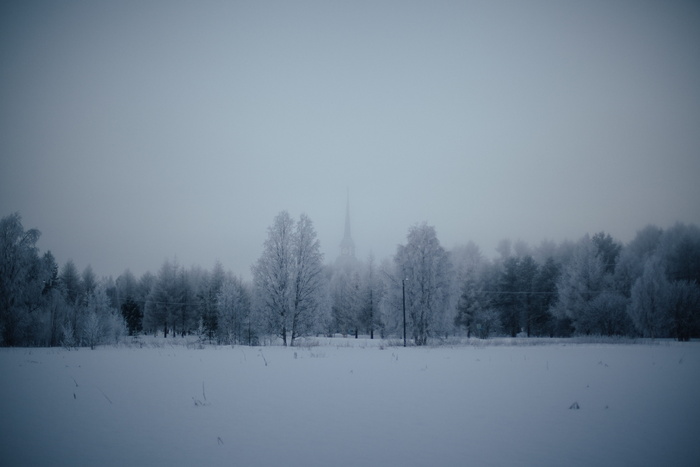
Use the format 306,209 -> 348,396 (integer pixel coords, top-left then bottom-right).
1,1 -> 699,279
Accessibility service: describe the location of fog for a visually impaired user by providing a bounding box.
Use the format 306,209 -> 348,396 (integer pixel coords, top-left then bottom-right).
1,0 -> 699,278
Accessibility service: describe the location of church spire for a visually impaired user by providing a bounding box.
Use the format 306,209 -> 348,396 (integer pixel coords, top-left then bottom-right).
340,190 -> 355,258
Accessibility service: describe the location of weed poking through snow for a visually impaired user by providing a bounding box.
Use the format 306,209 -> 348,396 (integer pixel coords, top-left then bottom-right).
193,382 -> 209,407
96,386 -> 112,404
258,350 -> 268,366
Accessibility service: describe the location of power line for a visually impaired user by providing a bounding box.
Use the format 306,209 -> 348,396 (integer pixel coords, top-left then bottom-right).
479,291 -> 558,295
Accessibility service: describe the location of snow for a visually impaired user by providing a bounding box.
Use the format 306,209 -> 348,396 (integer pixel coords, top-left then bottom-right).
1,338 -> 699,466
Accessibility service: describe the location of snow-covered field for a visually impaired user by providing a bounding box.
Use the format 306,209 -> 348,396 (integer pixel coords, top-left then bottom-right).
1,338 -> 699,467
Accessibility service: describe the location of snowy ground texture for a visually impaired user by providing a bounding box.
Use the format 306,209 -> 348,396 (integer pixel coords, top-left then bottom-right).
1,338 -> 699,467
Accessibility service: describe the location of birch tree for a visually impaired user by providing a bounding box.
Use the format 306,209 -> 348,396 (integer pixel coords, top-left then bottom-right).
289,214 -> 324,344
252,211 -> 324,346
252,211 -> 294,345
395,223 -> 451,345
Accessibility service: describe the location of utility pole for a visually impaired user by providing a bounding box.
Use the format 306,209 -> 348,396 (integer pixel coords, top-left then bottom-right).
402,278 -> 408,347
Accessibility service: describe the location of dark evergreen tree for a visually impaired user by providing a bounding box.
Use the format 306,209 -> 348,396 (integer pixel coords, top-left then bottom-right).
358,255 -> 383,338
41,251 -> 65,346
496,257 -> 521,337
121,297 -> 143,336
81,265 -> 97,306
59,260 -> 82,308
173,267 -> 194,337
517,255 -> 538,337
144,259 -> 179,337
662,223 -> 700,284
666,280 -> 700,341
454,270 -> 484,338
530,257 -> 559,336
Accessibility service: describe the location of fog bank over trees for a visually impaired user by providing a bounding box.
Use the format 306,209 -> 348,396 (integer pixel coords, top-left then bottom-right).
2,211 -> 699,347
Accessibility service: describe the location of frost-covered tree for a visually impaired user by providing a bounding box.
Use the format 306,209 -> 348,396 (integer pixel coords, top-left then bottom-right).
614,225 -> 663,298
666,280 -> 700,342
517,255 -> 539,337
144,259 -> 181,337
530,257 -> 559,336
40,251 -> 66,347
121,297 -> 142,336
553,235 -> 608,335
59,260 -> 83,342
629,257 -> 670,338
627,254 -> 700,341
83,282 -> 126,349
116,270 -> 142,335
316,265 -> 335,337
0,213 -> 47,346
494,257 -> 521,337
196,262 -> 226,340
82,310 -> 102,350
253,211 -> 294,345
378,258 -> 402,338
395,223 -> 451,345
489,255 -> 542,337
358,254 -> 383,338
578,290 -> 631,336
330,265 -> 361,336
172,267 -> 195,337
454,264 -> 486,338
253,212 -> 325,346
217,275 -> 252,345
452,242 -> 487,338
290,214 -> 325,344
659,222 -> 700,285
59,260 -> 82,305
81,265 -> 97,305
136,271 -> 155,321
472,308 -> 501,338
591,232 -> 622,275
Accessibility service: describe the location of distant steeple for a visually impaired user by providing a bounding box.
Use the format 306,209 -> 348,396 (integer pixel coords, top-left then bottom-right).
339,190 -> 355,258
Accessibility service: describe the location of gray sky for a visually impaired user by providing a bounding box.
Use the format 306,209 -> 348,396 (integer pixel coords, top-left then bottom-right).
2,0 -> 699,280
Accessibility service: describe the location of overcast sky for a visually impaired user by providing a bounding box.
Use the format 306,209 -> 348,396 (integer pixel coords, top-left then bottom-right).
1,0 -> 699,279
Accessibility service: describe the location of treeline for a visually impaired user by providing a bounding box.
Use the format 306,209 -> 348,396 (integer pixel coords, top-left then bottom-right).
1,211 -> 699,348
